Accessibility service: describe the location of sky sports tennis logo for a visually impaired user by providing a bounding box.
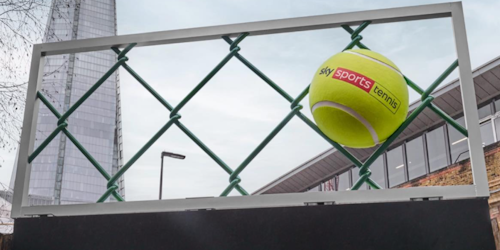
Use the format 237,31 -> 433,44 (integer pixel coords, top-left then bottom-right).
320,66 -> 401,114
333,67 -> 374,93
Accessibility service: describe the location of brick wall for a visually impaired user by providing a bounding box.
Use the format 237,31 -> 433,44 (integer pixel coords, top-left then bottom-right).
397,141 -> 500,249
398,142 -> 500,189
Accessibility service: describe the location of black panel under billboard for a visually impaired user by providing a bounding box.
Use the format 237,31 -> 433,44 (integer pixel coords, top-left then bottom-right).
13,198 -> 495,250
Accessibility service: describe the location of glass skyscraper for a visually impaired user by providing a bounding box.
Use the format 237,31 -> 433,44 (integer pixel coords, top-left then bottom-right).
9,0 -> 124,205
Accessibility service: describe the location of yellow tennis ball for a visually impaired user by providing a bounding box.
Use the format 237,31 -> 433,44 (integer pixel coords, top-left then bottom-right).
309,49 -> 409,148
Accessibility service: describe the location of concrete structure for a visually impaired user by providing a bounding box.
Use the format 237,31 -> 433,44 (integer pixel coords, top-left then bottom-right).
9,0 -> 124,204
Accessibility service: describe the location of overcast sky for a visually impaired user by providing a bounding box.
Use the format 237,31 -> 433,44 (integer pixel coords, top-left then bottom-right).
1,0 -> 499,202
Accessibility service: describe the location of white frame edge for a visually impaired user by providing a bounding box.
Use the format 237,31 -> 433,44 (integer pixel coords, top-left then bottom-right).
11,46 -> 44,218
20,186 -> 475,217
450,3 -> 490,197
12,1 -> 488,218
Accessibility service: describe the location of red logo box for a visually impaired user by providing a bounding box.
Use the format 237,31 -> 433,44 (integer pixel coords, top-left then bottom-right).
332,67 -> 375,93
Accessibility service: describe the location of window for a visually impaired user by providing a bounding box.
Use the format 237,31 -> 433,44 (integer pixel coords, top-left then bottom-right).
494,99 -> 500,113
307,185 -> 320,192
480,121 -> 495,146
406,136 -> 426,180
449,117 -> 469,163
352,166 -> 367,190
337,171 -> 351,191
322,179 -> 336,191
478,104 -> 492,120
495,117 -> 500,143
370,156 -> 386,189
387,146 -> 405,187
426,126 -> 448,172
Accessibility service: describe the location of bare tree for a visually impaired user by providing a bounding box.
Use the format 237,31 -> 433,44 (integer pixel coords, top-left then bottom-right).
0,0 -> 52,162
0,182 -> 13,234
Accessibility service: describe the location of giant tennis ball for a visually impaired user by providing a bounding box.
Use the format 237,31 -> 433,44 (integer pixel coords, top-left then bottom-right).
309,49 -> 409,148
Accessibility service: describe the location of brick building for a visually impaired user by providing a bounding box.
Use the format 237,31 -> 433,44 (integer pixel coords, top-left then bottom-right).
255,55 -> 500,248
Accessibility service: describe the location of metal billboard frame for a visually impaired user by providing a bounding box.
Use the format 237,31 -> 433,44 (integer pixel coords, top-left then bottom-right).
11,1 -> 488,218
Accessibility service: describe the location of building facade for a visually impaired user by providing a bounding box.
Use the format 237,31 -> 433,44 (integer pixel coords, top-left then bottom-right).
9,0 -> 124,205
256,55 -> 500,249
256,56 -> 500,195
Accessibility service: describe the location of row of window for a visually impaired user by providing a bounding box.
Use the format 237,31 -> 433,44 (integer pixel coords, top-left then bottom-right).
80,11 -> 115,23
81,2 -> 115,14
310,99 -> 500,192
78,27 -> 114,38
77,51 -> 117,61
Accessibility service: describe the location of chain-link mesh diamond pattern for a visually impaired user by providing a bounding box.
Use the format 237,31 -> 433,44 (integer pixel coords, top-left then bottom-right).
29,21 -> 468,202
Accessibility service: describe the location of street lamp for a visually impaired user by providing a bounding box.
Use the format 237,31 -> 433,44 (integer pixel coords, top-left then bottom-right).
160,151 -> 186,200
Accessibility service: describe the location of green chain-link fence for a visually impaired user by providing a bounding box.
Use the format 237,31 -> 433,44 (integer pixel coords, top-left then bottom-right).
28,21 -> 468,202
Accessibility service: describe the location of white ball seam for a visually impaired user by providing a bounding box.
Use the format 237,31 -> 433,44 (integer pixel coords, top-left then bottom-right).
343,50 -> 403,77
311,101 -> 379,145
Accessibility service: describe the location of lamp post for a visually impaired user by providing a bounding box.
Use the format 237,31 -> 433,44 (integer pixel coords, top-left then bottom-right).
160,151 -> 186,200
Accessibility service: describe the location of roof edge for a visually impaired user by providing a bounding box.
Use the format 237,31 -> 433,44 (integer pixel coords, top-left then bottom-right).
254,54 -> 500,195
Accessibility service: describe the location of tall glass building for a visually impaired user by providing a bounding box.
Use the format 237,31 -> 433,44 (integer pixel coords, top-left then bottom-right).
9,0 -> 125,205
